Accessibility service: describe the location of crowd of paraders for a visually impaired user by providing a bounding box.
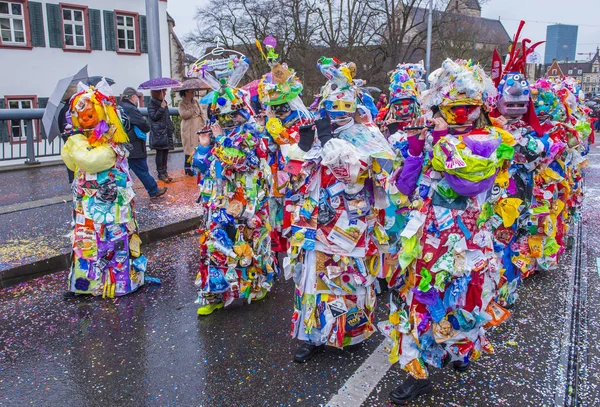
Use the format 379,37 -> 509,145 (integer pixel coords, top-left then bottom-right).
59,22 -> 594,404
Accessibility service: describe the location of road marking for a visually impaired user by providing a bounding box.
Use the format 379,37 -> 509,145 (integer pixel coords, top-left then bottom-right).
326,341 -> 392,407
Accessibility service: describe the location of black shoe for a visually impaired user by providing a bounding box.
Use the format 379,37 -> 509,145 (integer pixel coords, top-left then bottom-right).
293,342 -> 323,363
390,376 -> 432,404
453,360 -> 470,373
185,169 -> 195,176
158,175 -> 171,183
62,291 -> 79,300
150,187 -> 167,198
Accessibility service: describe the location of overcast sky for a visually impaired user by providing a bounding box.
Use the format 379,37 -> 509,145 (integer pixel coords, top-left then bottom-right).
167,0 -> 600,61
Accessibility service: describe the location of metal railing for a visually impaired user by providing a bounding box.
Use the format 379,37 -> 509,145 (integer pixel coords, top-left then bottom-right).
0,108 -> 181,164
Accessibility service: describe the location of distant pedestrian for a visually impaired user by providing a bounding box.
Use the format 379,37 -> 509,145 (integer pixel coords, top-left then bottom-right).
120,87 -> 167,198
178,89 -> 205,176
376,93 -> 388,111
148,89 -> 174,182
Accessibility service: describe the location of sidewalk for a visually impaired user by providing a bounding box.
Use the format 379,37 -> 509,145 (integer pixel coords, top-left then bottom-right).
0,151 -> 201,286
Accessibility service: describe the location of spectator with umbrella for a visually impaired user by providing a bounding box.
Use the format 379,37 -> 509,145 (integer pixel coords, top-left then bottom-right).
119,87 -> 167,198
139,77 -> 181,182
176,79 -> 206,176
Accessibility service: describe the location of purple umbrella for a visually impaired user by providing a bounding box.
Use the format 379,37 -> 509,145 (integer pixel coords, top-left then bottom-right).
138,77 -> 182,90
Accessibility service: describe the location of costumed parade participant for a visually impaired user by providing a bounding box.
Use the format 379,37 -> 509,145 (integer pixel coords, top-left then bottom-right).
487,23 -> 548,307
285,56 -> 396,362
61,79 -> 147,298
380,59 -> 515,404
188,50 -> 279,316
377,63 -> 428,289
256,36 -> 313,253
376,63 -> 426,138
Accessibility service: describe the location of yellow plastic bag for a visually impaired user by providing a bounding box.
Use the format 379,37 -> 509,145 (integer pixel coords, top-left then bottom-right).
494,197 -> 523,228
61,134 -> 116,173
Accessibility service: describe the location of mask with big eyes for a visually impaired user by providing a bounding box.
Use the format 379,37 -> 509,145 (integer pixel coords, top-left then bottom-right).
497,72 -> 530,119
75,98 -> 100,129
439,104 -> 481,125
391,99 -> 418,121
322,82 -> 357,120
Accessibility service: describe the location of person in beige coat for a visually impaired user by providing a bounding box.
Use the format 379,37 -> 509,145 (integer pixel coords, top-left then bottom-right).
178,90 -> 206,176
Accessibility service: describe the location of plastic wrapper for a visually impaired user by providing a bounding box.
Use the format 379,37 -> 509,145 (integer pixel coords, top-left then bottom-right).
62,134 -> 116,174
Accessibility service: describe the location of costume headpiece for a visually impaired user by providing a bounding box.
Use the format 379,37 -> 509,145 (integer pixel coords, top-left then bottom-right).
317,56 -> 358,120
188,45 -> 253,118
421,59 -> 497,111
389,63 -> 426,103
256,36 -> 303,106
69,79 -> 128,145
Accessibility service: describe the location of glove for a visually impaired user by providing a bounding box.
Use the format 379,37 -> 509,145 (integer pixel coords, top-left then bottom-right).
298,124 -> 315,152
315,117 -> 333,147
387,122 -> 399,135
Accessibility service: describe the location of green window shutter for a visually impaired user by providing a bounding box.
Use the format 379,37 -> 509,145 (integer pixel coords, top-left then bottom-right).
89,9 -> 102,50
46,3 -> 62,48
140,15 -> 148,53
28,2 -> 45,47
103,10 -> 116,51
0,99 -> 8,142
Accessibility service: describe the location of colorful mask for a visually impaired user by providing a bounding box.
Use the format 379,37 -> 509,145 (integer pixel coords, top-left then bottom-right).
440,105 -> 481,125
497,72 -> 530,118
530,79 -> 559,120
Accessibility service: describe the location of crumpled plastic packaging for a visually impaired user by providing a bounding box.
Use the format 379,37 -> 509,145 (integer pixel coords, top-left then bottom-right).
62,134 -> 116,174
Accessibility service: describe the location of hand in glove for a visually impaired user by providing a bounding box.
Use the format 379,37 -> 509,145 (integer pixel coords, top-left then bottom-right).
298,124 -> 315,152
315,117 -> 333,147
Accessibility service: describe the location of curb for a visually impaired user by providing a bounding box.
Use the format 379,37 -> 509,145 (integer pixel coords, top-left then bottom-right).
0,215 -> 201,289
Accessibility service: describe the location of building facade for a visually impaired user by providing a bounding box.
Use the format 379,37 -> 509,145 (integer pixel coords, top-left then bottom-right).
0,0 -> 183,154
545,49 -> 600,97
544,24 -> 578,65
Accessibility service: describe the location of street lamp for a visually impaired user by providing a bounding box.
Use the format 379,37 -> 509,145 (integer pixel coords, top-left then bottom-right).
145,0 -> 162,79
425,0 -> 433,84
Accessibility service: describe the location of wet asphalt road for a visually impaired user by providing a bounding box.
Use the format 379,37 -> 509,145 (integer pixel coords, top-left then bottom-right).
0,152 -> 203,271
2,148 -> 600,406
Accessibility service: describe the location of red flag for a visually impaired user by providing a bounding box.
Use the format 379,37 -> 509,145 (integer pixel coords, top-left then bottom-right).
491,49 -> 502,87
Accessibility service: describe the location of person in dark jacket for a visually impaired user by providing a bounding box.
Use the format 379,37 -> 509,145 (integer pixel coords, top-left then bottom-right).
120,87 -> 167,198
148,89 -> 175,182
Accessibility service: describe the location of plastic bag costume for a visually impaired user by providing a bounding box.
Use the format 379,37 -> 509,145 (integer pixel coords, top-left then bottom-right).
380,59 -> 512,379
189,53 -> 278,314
285,57 -> 395,348
61,80 -> 146,297
379,64 -> 428,280
256,37 -> 313,253
487,25 -> 547,307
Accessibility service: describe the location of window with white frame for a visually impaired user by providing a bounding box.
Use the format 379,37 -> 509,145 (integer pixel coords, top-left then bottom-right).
117,14 -> 136,52
0,1 -> 26,44
568,69 -> 572,75
62,7 -> 86,48
578,69 -> 583,75
7,99 -> 36,141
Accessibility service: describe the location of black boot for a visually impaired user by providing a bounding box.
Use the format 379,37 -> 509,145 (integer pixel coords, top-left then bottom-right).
453,360 -> 470,373
390,376 -> 432,404
293,342 -> 323,363
62,291 -> 80,300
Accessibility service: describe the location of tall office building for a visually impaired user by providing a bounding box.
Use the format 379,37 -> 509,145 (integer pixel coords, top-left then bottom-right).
544,24 -> 578,64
